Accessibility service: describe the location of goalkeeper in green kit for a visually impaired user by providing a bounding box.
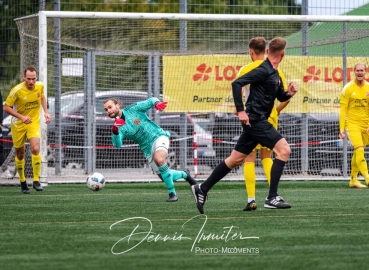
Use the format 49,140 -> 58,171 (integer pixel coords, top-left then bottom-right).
103,97 -> 196,202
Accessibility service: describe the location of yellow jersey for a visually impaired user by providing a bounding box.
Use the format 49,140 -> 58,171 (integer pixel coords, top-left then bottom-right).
5,81 -> 45,127
339,80 -> 369,131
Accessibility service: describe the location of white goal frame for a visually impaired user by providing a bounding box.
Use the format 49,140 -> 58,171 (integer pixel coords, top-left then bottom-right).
14,11 -> 369,184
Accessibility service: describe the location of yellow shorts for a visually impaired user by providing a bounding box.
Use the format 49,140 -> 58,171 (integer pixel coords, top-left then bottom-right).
347,125 -> 369,149
11,123 -> 41,148
253,115 -> 278,151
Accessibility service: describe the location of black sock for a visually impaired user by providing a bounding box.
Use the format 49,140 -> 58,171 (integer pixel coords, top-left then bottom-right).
201,161 -> 232,194
267,159 -> 286,199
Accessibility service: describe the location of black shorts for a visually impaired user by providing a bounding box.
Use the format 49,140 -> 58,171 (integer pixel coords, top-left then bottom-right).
234,118 -> 283,155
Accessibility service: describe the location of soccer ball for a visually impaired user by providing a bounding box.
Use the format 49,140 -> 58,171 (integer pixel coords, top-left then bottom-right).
86,172 -> 106,191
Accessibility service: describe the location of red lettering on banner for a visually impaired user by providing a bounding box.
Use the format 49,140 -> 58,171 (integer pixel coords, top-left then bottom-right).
324,68 -> 332,82
214,65 -> 243,81
215,66 -> 223,81
332,67 -> 343,82
223,66 -> 237,81
346,68 -> 353,82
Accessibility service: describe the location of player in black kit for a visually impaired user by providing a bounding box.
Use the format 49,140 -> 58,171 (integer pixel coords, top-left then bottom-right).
191,37 -> 298,214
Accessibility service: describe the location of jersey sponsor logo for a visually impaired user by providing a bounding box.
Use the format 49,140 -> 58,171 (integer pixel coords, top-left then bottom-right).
25,100 -> 39,110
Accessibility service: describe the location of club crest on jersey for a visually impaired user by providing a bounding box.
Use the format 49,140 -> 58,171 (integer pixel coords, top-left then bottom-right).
366,92 -> 369,97
134,119 -> 140,125
37,93 -> 40,98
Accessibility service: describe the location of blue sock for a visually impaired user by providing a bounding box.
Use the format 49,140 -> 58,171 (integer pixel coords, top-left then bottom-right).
158,164 -> 176,194
171,170 -> 186,182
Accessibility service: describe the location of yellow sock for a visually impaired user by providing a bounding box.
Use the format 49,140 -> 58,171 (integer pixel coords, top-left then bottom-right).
355,148 -> 369,178
351,152 -> 359,180
15,156 -> 26,182
32,153 -> 41,181
244,162 -> 256,198
261,158 -> 273,186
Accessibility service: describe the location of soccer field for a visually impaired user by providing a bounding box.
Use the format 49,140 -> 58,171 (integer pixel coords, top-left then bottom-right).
1,181 -> 368,270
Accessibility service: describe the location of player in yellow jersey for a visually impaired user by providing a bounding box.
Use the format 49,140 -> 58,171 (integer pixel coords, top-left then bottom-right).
339,63 -> 369,188
3,66 -> 51,194
238,37 -> 291,211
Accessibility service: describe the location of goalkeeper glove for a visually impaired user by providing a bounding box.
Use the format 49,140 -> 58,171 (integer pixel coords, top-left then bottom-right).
112,118 -> 125,135
155,101 -> 168,111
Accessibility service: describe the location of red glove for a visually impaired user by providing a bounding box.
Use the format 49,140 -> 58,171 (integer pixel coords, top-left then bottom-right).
112,118 -> 125,135
115,118 -> 126,126
155,101 -> 168,111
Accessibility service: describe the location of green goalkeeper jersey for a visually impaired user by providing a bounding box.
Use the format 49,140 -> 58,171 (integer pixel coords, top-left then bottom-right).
111,97 -> 170,158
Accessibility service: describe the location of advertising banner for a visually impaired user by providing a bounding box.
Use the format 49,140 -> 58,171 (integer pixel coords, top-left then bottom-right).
163,55 -> 368,113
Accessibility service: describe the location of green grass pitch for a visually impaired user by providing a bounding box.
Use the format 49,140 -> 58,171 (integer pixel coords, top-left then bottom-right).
1,180 -> 369,270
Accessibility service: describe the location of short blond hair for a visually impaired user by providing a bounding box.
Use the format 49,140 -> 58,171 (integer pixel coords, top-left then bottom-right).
354,63 -> 366,70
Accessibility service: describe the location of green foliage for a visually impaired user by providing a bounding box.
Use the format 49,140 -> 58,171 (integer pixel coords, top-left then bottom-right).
0,0 -> 39,92
1,0 -> 303,93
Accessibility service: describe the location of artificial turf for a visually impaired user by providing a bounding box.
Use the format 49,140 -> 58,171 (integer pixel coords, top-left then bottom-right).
1,181 -> 368,270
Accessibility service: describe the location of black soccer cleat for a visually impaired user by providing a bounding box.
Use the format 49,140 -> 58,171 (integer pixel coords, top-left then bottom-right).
191,184 -> 207,214
243,200 -> 257,211
166,192 -> 178,202
20,181 -> 30,194
264,196 -> 291,209
184,168 -> 197,186
33,181 -> 43,191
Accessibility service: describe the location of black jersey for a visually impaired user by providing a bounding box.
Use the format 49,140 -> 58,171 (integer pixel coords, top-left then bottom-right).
231,58 -> 291,122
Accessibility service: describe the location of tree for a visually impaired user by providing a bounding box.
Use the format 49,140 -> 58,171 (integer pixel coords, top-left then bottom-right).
0,0 -> 39,90
1,0 -> 304,92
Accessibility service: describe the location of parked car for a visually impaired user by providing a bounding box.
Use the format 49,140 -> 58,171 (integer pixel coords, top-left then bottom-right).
212,113 -> 242,164
277,113 -> 341,175
211,112 -> 350,176
1,101 -> 14,163
2,90 -> 216,170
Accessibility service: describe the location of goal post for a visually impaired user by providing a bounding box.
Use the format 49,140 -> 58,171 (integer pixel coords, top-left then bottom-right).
9,11 -> 369,183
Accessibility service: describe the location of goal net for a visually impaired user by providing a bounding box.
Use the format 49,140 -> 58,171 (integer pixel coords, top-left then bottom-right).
6,12 -> 369,183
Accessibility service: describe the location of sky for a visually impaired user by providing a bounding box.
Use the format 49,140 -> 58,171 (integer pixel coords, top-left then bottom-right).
295,0 -> 369,15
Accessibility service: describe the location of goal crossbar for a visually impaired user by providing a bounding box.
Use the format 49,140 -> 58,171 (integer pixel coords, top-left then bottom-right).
14,11 -> 369,22
11,11 -> 369,183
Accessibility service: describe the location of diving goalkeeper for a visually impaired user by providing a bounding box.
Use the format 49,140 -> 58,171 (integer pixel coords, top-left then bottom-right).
103,97 -> 196,202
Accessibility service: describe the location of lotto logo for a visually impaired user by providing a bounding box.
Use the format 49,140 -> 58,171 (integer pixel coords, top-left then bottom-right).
192,63 -> 243,84
303,65 -> 369,83
193,63 -> 212,83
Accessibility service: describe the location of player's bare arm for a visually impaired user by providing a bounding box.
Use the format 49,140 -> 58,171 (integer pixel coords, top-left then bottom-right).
276,100 -> 290,115
41,96 -> 51,124
3,104 -> 32,124
237,110 -> 250,126
287,82 -> 298,96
